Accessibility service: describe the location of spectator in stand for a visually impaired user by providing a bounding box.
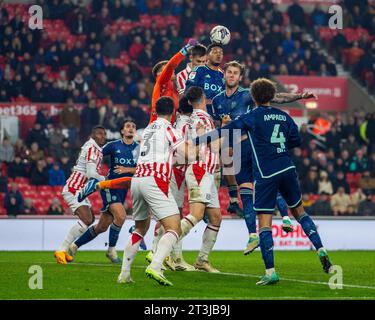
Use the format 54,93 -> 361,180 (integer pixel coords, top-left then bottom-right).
60,156 -> 72,179
48,163 -> 66,186
301,193 -> 314,214
302,167 -> 319,194
299,123 -> 313,151
80,99 -> 100,140
291,147 -> 304,175
366,113 -> 375,155
70,73 -> 89,95
127,99 -> 148,129
47,198 -> 64,215
0,137 -> 14,163
55,139 -> 74,161
287,0 -> 305,27
310,192 -> 333,216
30,160 -> 49,186
103,34 -> 121,59
36,108 -> 52,130
49,126 -> 66,159
5,195 -> 22,216
325,126 -> 342,156
0,170 -> 8,193
60,98 -> 81,148
369,153 -> 375,175
350,188 -> 367,214
332,171 -> 351,194
346,133 -> 360,157
7,155 -> 27,179
25,122 -> 48,150
318,171 -> 333,195
27,142 -> 45,163
331,186 -> 352,216
349,149 -> 368,173
4,183 -> 24,212
14,139 -> 28,159
338,149 -> 351,173
22,198 -> 38,215
359,170 -> 375,194
357,191 -> 375,216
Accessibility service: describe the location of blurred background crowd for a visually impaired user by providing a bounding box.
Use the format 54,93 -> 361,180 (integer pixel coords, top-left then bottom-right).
0,0 -> 374,216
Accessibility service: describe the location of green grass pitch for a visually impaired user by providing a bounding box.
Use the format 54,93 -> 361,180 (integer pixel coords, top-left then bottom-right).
0,250 -> 374,300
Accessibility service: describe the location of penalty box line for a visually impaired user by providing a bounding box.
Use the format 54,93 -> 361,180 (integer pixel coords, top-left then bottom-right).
30,261 -> 375,291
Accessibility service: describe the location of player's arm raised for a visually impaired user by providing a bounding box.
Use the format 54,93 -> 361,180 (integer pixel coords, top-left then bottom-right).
271,92 -> 317,104
158,39 -> 198,85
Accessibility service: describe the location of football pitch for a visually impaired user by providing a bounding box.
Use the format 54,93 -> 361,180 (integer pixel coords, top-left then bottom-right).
0,250 -> 374,300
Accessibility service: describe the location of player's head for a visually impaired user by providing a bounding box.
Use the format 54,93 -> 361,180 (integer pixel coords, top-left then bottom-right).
250,78 -> 276,106
207,43 -> 224,67
190,44 -> 207,68
223,61 -> 244,89
185,86 -> 206,109
91,125 -> 107,147
178,95 -> 193,115
121,118 -> 136,140
152,60 -> 168,80
156,96 -> 175,120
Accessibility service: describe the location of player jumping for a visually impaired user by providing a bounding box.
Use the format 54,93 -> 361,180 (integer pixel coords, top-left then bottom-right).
195,78 -> 333,285
184,43 -> 243,217
178,86 -> 222,273
72,120 -> 139,262
54,126 -> 106,264
212,61 -> 317,254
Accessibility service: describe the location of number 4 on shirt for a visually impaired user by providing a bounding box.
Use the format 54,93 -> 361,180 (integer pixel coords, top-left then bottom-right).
271,124 -> 286,150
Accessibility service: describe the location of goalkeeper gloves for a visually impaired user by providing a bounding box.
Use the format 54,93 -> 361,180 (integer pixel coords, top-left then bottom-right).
180,38 -> 198,56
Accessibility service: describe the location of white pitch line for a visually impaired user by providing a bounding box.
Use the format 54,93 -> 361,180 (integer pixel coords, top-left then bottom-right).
19,261 -> 375,291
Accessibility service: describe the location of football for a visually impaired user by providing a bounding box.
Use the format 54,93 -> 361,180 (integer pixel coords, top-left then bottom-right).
210,25 -> 231,45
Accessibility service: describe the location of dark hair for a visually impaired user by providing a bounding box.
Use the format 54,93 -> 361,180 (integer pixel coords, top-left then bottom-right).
224,60 -> 245,75
207,43 -> 223,54
92,125 -> 106,133
191,44 -> 207,57
250,78 -> 276,105
152,60 -> 168,79
122,118 -> 136,127
185,86 -> 204,105
155,96 -> 175,116
178,96 -> 193,114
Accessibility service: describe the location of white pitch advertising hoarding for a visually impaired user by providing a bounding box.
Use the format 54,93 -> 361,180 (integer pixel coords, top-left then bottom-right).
0,218 -> 374,251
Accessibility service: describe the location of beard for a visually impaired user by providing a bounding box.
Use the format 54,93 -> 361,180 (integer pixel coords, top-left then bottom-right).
211,61 -> 221,67
226,82 -> 239,89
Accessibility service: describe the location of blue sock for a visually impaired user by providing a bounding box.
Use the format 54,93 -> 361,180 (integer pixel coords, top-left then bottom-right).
276,193 -> 289,218
297,213 -> 323,250
259,227 -> 274,269
109,223 -> 122,247
75,226 -> 97,248
240,187 -> 256,233
228,185 -> 238,203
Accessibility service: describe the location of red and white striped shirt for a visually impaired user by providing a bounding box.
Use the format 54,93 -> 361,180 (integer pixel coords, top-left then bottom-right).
172,114 -> 190,176
186,109 -> 218,174
134,118 -> 184,182
176,64 -> 191,95
65,138 -> 103,194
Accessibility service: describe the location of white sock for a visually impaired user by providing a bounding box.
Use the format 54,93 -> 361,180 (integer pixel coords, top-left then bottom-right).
121,232 -> 143,274
151,224 -> 164,254
266,268 -> 275,276
59,220 -> 88,251
180,214 -> 198,239
197,224 -> 220,262
171,239 -> 183,260
150,230 -> 179,272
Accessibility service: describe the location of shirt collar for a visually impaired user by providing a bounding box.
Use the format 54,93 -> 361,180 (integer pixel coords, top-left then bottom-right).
88,138 -> 102,151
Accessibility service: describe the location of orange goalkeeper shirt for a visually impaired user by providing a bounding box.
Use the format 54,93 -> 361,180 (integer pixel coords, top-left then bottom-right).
149,51 -> 185,124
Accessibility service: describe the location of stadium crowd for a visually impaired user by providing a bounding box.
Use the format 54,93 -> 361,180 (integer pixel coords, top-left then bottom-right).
0,0 -> 374,216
